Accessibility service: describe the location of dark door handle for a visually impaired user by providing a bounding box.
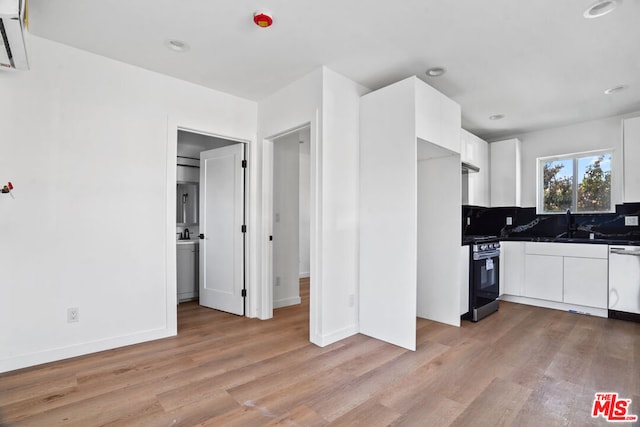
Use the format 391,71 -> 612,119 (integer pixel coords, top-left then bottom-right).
199,234 -> 204,239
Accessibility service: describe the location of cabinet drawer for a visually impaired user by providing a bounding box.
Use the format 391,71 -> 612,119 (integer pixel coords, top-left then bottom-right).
525,242 -> 607,259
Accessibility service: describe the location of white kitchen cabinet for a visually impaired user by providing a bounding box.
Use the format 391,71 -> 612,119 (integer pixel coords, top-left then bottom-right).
524,254 -> 564,302
490,138 -> 521,207
500,241 -> 525,296
415,79 -> 462,153
461,129 -> 490,207
623,116 -> 640,202
563,257 -> 608,309
460,245 -> 470,315
520,242 -> 608,308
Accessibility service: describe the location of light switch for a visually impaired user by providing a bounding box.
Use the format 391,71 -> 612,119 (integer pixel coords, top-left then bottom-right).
625,216 -> 639,226
506,217 -> 513,225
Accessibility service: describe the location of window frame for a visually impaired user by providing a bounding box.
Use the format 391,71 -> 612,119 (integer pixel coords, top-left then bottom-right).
536,149 -> 614,214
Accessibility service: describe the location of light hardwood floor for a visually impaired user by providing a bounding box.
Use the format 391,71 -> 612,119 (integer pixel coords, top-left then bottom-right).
2,278 -> 639,426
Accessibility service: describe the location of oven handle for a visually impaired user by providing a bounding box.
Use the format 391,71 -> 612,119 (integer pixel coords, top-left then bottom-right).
473,250 -> 500,261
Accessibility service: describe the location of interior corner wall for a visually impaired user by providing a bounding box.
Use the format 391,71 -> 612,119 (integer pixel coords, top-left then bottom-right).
0,36 -> 256,373
508,113 -> 638,207
320,68 -> 370,345
257,67 -> 368,347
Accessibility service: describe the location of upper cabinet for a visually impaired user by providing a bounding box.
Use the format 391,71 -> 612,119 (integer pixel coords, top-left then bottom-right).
461,129 -> 490,206
490,138 -> 521,207
415,80 -> 461,153
623,116 -> 640,203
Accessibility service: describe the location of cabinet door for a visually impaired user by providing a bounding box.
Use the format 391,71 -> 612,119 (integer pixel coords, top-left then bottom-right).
177,245 -> 197,299
460,246 -> 470,314
563,257 -> 608,308
623,116 -> 640,202
501,241 -> 525,296
524,254 -> 563,301
490,138 -> 521,207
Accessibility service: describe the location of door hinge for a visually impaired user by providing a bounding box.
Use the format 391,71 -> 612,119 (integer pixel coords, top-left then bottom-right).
241,289 -> 247,297
241,160 -> 247,168
269,235 -> 273,241
241,225 -> 247,233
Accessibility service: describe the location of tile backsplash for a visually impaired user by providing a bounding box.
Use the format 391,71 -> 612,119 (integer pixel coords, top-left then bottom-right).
463,203 -> 640,242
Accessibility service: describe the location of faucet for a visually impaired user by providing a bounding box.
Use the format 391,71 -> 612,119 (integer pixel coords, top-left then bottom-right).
566,209 -> 576,238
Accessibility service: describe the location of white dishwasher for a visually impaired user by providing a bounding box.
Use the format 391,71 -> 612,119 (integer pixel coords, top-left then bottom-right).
608,245 -> 640,321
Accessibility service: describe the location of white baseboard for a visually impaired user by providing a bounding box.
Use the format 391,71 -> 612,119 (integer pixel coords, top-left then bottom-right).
0,328 -> 175,374
499,294 -> 608,318
273,296 -> 302,309
311,323 -> 359,347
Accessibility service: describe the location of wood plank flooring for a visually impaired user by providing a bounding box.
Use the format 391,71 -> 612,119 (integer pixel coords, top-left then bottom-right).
2,278 -> 640,426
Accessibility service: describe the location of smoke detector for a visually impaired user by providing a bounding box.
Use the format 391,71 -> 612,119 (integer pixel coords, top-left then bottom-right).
253,11 -> 273,28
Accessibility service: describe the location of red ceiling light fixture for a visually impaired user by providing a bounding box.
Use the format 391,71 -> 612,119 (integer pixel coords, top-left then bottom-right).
253,11 -> 273,28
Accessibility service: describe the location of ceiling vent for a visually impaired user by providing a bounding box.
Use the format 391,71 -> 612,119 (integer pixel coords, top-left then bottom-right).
0,0 -> 29,70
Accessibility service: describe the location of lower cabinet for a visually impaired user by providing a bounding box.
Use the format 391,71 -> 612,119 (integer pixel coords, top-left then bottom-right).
563,257 -> 608,309
177,243 -> 199,302
524,254 -> 563,301
519,242 -> 608,309
500,241 -> 525,296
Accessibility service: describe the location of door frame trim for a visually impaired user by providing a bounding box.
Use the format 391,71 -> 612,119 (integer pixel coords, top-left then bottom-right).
166,117 -> 253,334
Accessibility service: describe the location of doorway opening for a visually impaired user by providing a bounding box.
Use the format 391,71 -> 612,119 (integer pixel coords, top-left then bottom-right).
176,129 -> 247,316
271,126 -> 311,313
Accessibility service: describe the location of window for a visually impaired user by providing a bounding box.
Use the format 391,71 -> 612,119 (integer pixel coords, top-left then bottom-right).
538,150 -> 612,214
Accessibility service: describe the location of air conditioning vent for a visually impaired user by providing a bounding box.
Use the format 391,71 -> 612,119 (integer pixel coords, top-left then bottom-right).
0,0 -> 29,70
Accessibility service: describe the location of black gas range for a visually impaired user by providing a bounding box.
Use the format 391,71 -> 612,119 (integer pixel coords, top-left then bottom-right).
462,235 -> 501,322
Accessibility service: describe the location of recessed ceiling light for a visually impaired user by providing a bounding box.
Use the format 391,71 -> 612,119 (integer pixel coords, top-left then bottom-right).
165,39 -> 190,52
584,0 -> 618,18
489,114 -> 505,121
604,85 -> 628,95
426,67 -> 446,77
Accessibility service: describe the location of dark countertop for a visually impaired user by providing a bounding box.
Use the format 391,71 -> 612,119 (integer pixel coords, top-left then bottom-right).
497,236 -> 640,246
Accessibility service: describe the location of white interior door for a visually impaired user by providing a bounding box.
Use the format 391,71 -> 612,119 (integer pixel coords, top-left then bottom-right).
199,144 -> 245,315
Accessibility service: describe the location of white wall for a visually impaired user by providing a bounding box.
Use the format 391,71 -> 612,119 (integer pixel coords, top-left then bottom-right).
502,113 -> 638,207
417,144 -> 461,327
257,67 -> 368,346
273,132 -> 301,308
319,68 -> 369,344
0,36 -> 256,373
359,78 -> 418,350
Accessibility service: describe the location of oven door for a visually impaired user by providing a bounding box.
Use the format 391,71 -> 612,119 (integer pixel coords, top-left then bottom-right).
472,252 -> 499,299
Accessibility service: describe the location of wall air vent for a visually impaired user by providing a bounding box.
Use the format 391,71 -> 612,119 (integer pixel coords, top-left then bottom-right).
0,0 -> 29,70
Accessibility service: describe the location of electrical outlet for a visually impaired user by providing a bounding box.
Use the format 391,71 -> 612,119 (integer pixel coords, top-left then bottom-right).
506,217 -> 513,225
275,213 -> 280,223
275,276 -> 281,286
466,217 -> 471,226
348,294 -> 355,307
67,307 -> 79,323
625,216 -> 639,226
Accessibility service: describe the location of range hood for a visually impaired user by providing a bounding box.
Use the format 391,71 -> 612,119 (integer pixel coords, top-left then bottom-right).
462,161 -> 480,174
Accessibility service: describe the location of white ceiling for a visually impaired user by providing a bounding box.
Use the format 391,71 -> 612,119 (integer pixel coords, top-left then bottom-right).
27,0 -> 640,140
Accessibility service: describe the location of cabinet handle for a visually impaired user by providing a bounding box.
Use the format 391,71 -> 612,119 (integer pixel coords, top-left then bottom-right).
610,248 -> 640,256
